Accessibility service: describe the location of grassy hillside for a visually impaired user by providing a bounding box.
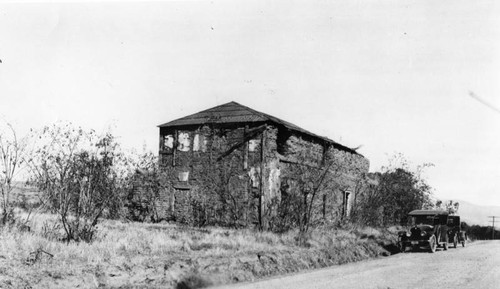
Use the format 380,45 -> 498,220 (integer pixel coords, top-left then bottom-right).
0,210 -> 398,289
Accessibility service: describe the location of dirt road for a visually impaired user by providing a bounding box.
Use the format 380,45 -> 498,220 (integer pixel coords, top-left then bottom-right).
212,241 -> 500,289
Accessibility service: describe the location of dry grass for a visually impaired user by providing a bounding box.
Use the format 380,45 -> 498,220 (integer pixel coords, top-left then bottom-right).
0,210 -> 397,289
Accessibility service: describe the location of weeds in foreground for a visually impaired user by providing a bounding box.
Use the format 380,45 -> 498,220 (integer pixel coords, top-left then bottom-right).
0,211 -> 397,289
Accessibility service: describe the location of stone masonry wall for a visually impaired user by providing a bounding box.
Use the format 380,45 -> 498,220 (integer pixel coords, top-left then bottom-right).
159,123 -> 369,228
159,124 -> 266,226
277,133 -> 369,224
259,125 -> 280,230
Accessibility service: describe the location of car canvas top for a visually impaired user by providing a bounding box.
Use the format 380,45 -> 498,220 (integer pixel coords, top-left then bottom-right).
409,210 -> 449,216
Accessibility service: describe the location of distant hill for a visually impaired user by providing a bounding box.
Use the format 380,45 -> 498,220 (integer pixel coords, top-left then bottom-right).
450,200 -> 500,226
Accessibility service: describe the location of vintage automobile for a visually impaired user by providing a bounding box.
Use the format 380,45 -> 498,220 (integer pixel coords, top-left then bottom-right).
398,210 -> 450,253
447,215 -> 467,248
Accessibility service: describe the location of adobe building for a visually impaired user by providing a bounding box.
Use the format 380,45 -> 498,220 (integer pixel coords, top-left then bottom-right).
157,101 -> 369,229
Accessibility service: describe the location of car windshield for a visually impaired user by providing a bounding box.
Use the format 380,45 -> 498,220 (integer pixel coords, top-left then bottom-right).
412,215 -> 435,226
448,216 -> 460,226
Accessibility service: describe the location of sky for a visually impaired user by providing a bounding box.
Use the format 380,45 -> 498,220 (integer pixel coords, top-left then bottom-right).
0,0 -> 499,207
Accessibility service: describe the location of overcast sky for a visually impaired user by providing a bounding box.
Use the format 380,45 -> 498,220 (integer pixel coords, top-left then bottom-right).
1,0 -> 499,206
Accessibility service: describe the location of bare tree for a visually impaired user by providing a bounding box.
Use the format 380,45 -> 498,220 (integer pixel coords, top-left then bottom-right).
274,150 -> 348,244
0,121 -> 27,225
28,123 -> 120,242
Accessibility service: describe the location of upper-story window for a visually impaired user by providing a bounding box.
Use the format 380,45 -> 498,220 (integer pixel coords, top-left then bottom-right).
193,134 -> 200,152
178,132 -> 191,152
162,134 -> 174,153
192,133 -> 209,152
248,139 -> 261,152
202,136 -> 208,152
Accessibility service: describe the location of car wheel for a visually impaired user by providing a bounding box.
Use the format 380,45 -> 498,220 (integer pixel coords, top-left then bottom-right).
429,235 -> 437,253
398,238 -> 405,253
453,235 -> 458,248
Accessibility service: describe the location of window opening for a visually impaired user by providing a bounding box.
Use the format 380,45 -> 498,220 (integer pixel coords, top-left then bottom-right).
248,139 -> 261,152
343,191 -> 351,217
178,132 -> 191,152
193,134 -> 200,151
163,135 -> 174,152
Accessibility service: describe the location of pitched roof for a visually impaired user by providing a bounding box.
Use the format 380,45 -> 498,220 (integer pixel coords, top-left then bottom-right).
159,101 -> 268,127
158,101 -> 358,154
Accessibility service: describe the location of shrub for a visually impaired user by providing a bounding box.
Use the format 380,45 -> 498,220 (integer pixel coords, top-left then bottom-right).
28,123 -> 121,242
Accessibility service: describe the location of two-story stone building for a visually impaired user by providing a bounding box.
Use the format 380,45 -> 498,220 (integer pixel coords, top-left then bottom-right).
157,101 -> 369,229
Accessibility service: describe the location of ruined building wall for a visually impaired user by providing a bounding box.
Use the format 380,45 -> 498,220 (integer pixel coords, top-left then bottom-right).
159,124 -> 267,226
258,125 -> 280,230
277,133 -> 369,224
158,123 -> 369,228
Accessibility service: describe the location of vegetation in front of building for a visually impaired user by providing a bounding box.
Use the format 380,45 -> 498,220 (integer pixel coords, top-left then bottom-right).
0,121 -> 463,289
0,209 -> 399,289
